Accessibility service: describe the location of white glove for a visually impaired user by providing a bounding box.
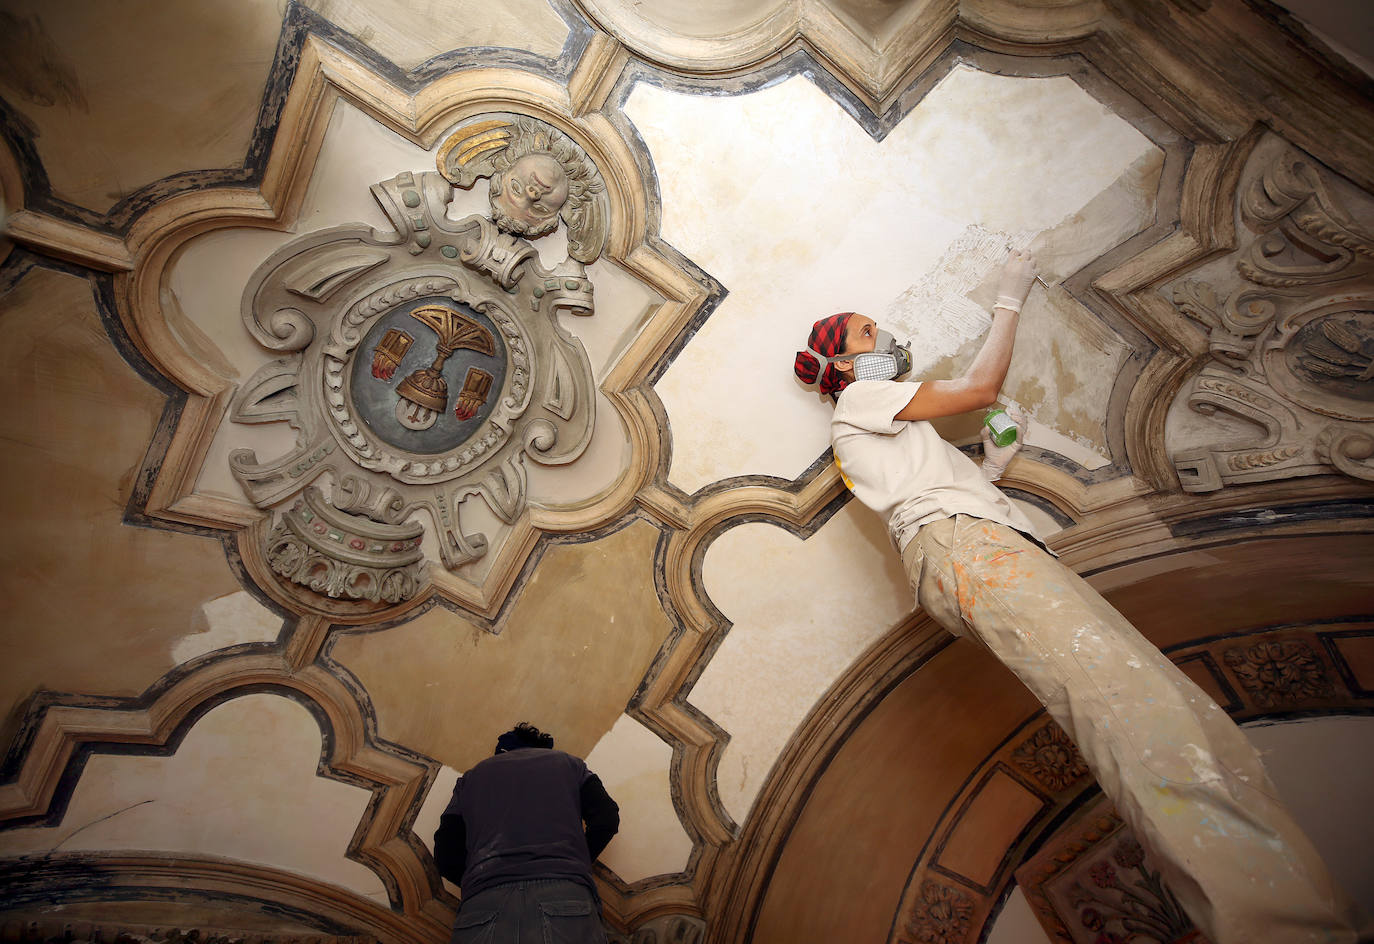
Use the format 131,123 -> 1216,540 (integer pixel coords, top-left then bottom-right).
995,249 -> 1037,313
981,409 -> 1027,481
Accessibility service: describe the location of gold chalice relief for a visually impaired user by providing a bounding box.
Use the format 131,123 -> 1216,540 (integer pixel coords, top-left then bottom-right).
390,304 -> 497,431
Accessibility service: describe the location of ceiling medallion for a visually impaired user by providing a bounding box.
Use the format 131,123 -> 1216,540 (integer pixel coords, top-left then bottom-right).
230,114 -> 610,604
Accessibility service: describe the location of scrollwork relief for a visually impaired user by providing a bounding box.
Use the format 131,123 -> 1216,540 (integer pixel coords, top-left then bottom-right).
230,114 -> 607,602
1168,136 -> 1374,491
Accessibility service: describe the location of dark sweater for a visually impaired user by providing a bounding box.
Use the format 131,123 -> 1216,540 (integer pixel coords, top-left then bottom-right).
433,748 -> 620,900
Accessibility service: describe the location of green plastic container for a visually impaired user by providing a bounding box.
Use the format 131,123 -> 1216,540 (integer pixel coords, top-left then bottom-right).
984,408 -> 1018,448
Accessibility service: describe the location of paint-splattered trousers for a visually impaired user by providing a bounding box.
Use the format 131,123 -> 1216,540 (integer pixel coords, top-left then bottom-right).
903,515 -> 1366,944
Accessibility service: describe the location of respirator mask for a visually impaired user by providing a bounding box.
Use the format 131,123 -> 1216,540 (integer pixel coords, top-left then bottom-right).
815,329 -> 912,383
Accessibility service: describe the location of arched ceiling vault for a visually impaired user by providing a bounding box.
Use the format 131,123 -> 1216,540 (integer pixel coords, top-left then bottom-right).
1,1 -> 1372,942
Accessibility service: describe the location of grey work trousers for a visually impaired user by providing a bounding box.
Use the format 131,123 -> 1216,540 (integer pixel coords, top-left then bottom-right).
450,879 -> 606,944
904,515 -> 1364,944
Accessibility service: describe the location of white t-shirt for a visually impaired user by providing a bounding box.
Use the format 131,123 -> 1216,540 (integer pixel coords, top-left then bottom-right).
831,380 -> 1039,553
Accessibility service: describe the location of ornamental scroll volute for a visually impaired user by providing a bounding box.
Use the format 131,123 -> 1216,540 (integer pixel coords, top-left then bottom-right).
1168,135 -> 1374,492
230,115 -> 609,604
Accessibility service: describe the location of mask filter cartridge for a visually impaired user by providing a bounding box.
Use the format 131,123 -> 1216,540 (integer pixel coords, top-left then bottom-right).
849,330 -> 912,382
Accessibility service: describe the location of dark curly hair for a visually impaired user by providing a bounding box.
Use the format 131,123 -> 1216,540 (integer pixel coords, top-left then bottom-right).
494,721 -> 555,754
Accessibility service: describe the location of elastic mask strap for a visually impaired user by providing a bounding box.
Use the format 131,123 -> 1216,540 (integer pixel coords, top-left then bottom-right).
809,345 -> 841,370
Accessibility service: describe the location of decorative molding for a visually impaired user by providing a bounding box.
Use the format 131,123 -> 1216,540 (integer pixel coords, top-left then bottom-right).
228,112 -> 607,604
0,917 -> 369,944
904,879 -> 975,944
606,913 -> 706,944
4,2 -> 1374,941
1169,136 -> 1374,492
0,855 -> 446,944
881,619 -> 1374,944
1221,638 -> 1338,709
0,652 -> 449,939
1014,797 -> 1206,944
266,487 -> 425,603
1010,720 -> 1090,793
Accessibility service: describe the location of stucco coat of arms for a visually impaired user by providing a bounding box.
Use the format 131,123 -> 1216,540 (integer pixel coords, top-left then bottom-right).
230,115 -> 608,604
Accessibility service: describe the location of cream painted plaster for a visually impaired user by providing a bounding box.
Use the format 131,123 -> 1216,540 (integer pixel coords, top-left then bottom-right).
0,0 -> 283,212
524,390 -> 631,506
635,67 -> 1157,492
606,0 -> 788,38
0,693 -> 387,901
556,259 -> 665,383
585,713 -> 693,881
829,0 -> 911,38
305,0 -> 570,71
414,764 -> 461,895
170,590 -> 283,664
689,500 -> 912,823
0,267 -> 241,732
168,227 -> 299,390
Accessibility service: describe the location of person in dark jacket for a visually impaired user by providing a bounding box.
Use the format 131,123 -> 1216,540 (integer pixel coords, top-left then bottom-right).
434,722 -> 620,944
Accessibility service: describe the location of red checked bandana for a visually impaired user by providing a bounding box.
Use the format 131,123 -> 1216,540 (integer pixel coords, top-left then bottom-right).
793,312 -> 854,397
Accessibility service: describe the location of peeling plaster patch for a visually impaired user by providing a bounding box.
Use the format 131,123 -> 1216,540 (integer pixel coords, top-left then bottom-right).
689,501 -> 911,823
413,764 -> 461,895
1001,294 -> 1130,469
170,591 -> 282,664
889,224 -> 1038,375
0,694 -> 386,900
634,66 -> 1155,492
585,714 -> 693,881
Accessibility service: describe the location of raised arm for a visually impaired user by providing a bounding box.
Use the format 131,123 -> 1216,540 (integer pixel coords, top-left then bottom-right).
893,250 -> 1037,422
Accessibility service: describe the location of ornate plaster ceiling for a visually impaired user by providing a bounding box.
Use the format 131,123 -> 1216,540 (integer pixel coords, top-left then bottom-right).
1,1 -> 1373,942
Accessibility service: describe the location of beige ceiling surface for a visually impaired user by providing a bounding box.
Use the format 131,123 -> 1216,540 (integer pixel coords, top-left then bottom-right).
1,1 -> 1372,942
